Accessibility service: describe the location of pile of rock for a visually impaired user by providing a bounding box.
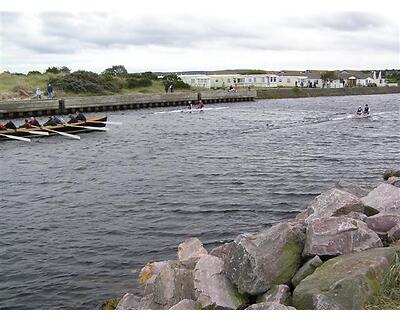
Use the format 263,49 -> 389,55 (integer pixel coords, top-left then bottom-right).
116,168 -> 400,310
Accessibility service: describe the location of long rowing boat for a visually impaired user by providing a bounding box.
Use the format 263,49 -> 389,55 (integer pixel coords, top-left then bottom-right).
0,115 -> 107,141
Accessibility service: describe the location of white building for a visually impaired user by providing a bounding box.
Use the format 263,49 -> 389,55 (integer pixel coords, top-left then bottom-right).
178,74 -> 211,88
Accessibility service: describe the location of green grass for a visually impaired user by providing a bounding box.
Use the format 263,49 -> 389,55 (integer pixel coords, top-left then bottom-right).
365,254 -> 400,310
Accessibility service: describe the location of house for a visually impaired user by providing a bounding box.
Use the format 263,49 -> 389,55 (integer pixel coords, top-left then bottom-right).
178,74 -> 211,88
276,71 -> 308,87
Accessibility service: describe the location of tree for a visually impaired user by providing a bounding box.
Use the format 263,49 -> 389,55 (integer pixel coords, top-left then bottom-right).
102,65 -> 128,77
320,71 -> 337,88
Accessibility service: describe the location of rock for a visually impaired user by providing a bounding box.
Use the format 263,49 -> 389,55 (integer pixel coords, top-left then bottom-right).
301,188 -> 365,223
388,224 -> 400,242
292,247 -> 398,309
383,168 -> 400,180
137,261 -> 195,309
245,302 -> 296,310
365,213 -> 400,233
210,242 -> 235,261
361,183 -> 400,214
256,284 -> 290,305
335,180 -> 370,198
169,299 -> 201,310
387,176 -> 400,187
178,238 -> 207,268
116,293 -> 141,310
346,212 -> 368,221
303,217 -> 382,257
291,256 -> 323,288
223,221 -> 305,295
194,254 -> 246,310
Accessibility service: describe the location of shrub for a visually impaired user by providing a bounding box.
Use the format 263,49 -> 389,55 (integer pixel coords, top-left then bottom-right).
126,77 -> 152,89
27,71 -> 42,75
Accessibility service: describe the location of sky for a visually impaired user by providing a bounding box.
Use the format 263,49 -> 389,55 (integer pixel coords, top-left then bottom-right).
0,0 -> 399,73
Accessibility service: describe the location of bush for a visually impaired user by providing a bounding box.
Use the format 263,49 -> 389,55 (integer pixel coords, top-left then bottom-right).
126,77 -> 152,89
27,71 -> 42,75
50,70 -> 121,94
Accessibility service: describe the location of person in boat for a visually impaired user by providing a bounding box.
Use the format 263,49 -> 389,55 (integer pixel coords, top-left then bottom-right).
363,104 -> 370,114
28,116 -> 41,127
0,122 -> 5,130
187,101 -> 192,110
5,119 -> 17,130
197,100 -> 204,109
75,111 -> 86,122
68,114 -> 79,124
19,119 -> 33,129
43,115 -> 65,126
356,106 -> 363,115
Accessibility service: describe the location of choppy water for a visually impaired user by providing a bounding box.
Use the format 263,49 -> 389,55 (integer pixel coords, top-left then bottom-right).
0,94 -> 399,309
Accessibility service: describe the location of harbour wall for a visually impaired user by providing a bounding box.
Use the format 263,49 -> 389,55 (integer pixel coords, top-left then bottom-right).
0,91 -> 256,119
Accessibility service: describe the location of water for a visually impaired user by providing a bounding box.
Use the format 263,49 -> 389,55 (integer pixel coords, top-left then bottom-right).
0,94 -> 399,309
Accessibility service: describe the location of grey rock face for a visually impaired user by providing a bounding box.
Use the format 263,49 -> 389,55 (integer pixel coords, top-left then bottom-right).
335,180 -> 370,198
177,238 -> 207,268
302,188 -> 365,223
303,217 -> 382,257
115,293 -> 141,310
365,213 -> 400,233
223,221 -> 305,295
137,261 -> 195,309
246,302 -> 296,310
291,256 -> 323,287
169,299 -> 201,310
256,284 -> 291,305
361,183 -> 400,214
209,242 -> 235,261
293,247 -> 398,309
383,168 -> 400,180
194,254 -> 246,310
346,211 -> 368,221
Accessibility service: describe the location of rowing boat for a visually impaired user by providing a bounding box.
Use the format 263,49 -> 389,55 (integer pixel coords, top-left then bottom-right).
0,115 -> 107,141
354,113 -> 371,119
154,107 -> 228,114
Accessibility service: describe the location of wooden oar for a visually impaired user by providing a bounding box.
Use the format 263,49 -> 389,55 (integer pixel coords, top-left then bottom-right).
27,131 -> 49,136
65,124 -> 109,131
86,120 -> 122,125
0,133 -> 31,142
33,126 -> 81,140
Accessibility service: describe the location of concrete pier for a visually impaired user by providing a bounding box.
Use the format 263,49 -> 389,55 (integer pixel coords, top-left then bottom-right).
0,91 -> 256,119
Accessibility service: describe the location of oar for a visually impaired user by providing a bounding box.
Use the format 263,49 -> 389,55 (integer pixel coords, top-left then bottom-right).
27,131 -> 49,136
0,133 -> 31,142
65,124 -> 109,131
33,126 -> 81,140
87,120 -> 122,126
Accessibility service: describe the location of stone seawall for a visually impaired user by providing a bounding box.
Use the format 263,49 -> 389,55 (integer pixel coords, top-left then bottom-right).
256,86 -> 400,99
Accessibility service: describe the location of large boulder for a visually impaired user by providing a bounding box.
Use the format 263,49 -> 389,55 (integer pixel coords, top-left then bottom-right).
361,183 -> 400,214
138,260 -> 195,309
335,180 -> 370,198
291,256 -> 323,288
292,247 -> 399,309
115,293 -> 141,310
223,221 -> 305,295
303,217 -> 382,257
365,213 -> 400,234
245,302 -> 296,310
210,242 -> 235,261
300,188 -> 365,223
178,238 -> 207,268
138,261 -> 169,295
256,284 -> 291,305
194,254 -> 247,309
169,299 -> 201,310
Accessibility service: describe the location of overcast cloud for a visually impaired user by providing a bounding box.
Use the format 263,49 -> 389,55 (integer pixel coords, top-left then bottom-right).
0,0 -> 399,73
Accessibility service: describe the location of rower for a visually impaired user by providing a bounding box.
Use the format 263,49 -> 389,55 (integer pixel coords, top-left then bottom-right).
75,111 -> 86,122
0,122 -> 5,130
43,116 -> 56,126
197,100 -> 204,109
19,119 -> 33,129
5,119 -> 17,130
29,116 -> 41,127
356,106 -> 363,115
187,101 -> 192,110
363,104 -> 370,114
68,114 -> 79,124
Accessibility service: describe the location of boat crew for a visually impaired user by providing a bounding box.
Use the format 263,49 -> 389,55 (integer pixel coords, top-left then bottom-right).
197,100 -> 204,109
356,106 -> 363,115
0,122 -> 5,130
5,119 -> 17,130
187,101 -> 192,110
75,111 -> 86,122
363,104 -> 370,114
19,119 -> 33,129
43,115 -> 65,126
28,116 -> 41,127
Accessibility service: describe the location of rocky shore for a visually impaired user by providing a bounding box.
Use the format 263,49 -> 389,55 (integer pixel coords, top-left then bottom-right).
113,168 -> 400,310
